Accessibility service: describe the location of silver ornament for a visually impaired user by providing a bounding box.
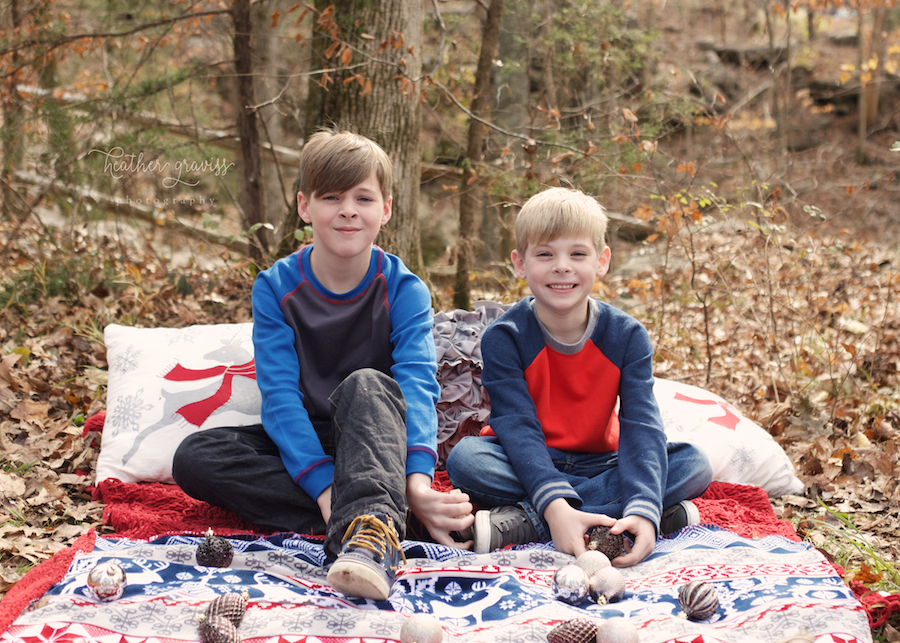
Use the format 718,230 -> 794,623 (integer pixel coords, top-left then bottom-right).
677,580 -> 719,621
87,562 -> 127,602
399,614 -> 444,643
773,631 -> 815,643
596,616 -> 640,643
551,564 -> 589,604
200,591 -> 250,628
574,550 -> 611,578
589,566 -> 626,604
198,614 -> 240,643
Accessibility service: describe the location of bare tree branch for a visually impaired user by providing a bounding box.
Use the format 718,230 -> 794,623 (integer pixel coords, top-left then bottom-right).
0,9 -> 233,79
428,78 -> 621,162
11,170 -> 250,253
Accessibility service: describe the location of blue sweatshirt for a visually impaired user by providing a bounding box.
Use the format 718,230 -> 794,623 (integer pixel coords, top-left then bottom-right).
481,297 -> 668,529
251,245 -> 440,501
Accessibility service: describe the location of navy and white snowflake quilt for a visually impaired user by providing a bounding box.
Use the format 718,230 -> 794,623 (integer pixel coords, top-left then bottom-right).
1,526 -> 871,643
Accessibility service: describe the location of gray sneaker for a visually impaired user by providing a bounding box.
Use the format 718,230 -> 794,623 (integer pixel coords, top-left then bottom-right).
660,500 -> 701,535
472,505 -> 539,554
326,514 -> 405,600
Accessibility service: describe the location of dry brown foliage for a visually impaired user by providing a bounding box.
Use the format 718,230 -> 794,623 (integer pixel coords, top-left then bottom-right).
1,210 -> 898,639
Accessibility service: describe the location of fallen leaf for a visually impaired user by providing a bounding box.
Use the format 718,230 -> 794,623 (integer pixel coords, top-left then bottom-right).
0,473 -> 26,498
10,399 -> 50,421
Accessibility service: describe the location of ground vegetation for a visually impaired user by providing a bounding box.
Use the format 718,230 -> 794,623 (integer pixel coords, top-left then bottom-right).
2,0 -> 900,639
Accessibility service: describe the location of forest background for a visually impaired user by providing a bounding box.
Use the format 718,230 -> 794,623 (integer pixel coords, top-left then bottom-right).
2,0 -> 900,638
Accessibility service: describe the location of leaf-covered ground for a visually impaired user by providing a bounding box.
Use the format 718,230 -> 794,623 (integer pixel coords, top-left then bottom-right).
1,212 -> 899,636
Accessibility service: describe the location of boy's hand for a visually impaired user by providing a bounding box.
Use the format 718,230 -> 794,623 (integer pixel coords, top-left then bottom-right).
316,486 -> 333,525
544,498 -> 616,558
406,473 -> 475,548
609,514 -> 655,567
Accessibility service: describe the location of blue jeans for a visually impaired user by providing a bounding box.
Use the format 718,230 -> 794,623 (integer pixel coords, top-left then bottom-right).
445,436 -> 712,541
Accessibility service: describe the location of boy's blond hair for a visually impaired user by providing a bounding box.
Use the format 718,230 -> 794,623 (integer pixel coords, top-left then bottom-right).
515,187 -> 609,253
298,130 -> 393,199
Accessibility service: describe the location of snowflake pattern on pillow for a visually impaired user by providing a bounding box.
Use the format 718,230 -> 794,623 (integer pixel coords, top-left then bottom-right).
98,323 -> 261,484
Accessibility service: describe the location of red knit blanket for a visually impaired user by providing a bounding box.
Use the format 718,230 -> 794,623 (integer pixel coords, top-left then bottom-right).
79,407 -> 799,541
90,475 -> 801,541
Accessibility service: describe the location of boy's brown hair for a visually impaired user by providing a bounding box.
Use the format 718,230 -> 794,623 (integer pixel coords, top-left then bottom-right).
298,130 -> 393,199
515,187 -> 609,253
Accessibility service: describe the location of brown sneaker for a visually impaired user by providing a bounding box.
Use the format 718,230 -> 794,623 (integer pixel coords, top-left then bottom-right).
327,514 -> 405,600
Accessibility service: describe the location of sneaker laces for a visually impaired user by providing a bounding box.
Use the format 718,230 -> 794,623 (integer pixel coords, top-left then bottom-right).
492,507 -> 536,547
340,515 -> 406,567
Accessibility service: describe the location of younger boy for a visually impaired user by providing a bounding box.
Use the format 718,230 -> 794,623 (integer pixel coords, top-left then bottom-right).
173,130 -> 474,600
446,187 -> 712,566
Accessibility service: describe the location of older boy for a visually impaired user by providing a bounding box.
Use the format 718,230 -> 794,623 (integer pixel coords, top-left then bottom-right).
446,187 -> 712,566
173,130 -> 474,600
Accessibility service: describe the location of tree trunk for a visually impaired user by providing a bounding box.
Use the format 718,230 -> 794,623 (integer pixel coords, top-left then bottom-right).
232,0 -> 267,261
538,0 -> 557,112
253,3 -> 293,235
37,53 -> 73,180
496,0 -> 530,132
454,0 -> 504,311
274,9 -> 313,259
2,0 -> 25,219
763,4 -> 785,161
782,0 -> 791,162
865,8 -> 887,133
305,0 -> 427,281
856,9 -> 868,164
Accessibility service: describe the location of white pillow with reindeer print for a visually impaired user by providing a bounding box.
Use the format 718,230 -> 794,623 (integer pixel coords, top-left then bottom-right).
97,323 -> 262,484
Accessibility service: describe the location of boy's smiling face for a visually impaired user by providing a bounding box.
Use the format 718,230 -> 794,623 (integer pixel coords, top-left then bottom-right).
512,236 -> 611,324
297,172 -> 392,265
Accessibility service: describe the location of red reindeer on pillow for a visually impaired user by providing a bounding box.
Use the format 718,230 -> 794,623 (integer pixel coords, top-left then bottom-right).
120,335 -> 259,465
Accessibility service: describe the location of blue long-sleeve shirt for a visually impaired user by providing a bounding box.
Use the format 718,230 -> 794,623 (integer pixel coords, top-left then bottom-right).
481,297 -> 668,529
251,245 -> 440,501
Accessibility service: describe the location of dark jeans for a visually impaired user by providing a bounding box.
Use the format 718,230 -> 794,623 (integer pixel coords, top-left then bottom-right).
172,368 -> 408,559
